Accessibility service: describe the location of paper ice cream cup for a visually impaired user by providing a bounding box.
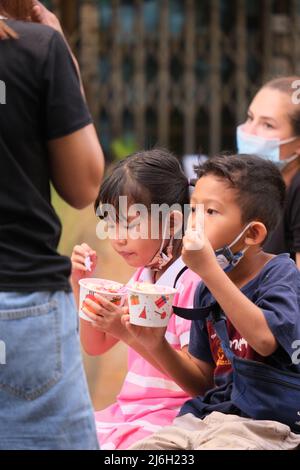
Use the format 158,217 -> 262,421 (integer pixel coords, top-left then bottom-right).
127,282 -> 177,327
79,278 -> 127,322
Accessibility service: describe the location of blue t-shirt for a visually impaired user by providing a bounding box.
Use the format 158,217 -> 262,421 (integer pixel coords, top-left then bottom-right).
179,254 -> 300,418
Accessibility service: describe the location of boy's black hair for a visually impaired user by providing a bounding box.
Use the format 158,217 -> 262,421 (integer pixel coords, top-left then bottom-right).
95,148 -> 189,215
195,154 -> 286,235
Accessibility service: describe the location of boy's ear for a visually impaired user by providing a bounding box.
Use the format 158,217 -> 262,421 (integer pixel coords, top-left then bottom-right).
244,221 -> 268,246
169,210 -> 183,239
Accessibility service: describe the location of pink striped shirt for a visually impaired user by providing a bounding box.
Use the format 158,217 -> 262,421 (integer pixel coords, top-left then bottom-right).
95,257 -> 201,450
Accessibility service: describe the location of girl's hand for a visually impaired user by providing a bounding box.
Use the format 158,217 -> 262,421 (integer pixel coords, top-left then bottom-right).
0,20 -> 18,39
71,243 -> 97,283
31,1 -> 64,36
81,294 -> 129,341
121,314 -> 167,352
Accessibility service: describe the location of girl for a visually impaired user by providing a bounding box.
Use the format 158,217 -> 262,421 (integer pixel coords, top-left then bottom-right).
71,149 -> 201,450
237,76 -> 300,267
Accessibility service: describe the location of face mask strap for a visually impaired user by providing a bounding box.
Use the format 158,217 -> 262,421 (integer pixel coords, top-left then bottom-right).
283,153 -> 299,164
146,215 -> 174,271
215,222 -> 253,267
279,136 -> 299,146
228,222 -> 253,250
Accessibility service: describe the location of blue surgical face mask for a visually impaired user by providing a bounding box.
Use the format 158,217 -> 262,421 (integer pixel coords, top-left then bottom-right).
215,223 -> 253,272
237,125 -> 299,171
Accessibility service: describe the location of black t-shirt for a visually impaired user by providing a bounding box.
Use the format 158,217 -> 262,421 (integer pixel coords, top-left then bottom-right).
264,171 -> 300,261
0,20 -> 92,291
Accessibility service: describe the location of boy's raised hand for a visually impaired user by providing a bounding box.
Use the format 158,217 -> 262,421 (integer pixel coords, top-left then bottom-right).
182,213 -> 217,277
71,243 -> 97,283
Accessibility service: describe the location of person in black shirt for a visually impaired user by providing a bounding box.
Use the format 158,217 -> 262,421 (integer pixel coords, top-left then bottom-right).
237,76 -> 300,268
0,1 -> 104,449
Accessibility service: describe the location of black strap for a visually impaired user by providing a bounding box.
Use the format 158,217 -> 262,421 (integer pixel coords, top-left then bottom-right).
173,302 -> 222,321
173,279 -> 225,322
173,265 -> 188,289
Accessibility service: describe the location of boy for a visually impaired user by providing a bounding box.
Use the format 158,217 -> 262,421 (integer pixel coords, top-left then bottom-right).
128,154 -> 300,450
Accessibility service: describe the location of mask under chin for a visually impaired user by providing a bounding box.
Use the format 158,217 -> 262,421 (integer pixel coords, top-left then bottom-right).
146,242 -> 174,272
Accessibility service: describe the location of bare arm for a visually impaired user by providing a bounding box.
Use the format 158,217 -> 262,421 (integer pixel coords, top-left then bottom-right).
150,339 -> 214,397
123,317 -> 215,396
80,319 -> 120,356
81,289 -> 212,388
182,233 -> 278,357
71,245 -> 188,373
81,295 -> 165,371
48,124 -> 104,209
296,253 -> 300,269
70,243 -> 119,355
194,265 -> 277,357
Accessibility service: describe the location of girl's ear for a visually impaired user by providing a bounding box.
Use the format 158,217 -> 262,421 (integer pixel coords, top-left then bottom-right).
169,210 -> 183,239
244,221 -> 268,247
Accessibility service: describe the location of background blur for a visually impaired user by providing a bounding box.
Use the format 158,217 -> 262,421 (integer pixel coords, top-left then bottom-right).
45,0 -> 300,411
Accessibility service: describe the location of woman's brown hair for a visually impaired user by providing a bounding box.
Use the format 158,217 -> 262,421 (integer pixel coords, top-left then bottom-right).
263,76 -> 300,136
0,0 -> 33,20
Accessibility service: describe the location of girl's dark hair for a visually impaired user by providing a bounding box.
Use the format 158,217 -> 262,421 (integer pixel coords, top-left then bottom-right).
263,76 -> 300,136
95,148 -> 189,215
195,154 -> 286,235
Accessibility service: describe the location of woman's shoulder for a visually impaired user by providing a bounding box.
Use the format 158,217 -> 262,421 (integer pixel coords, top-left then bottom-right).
5,19 -> 62,58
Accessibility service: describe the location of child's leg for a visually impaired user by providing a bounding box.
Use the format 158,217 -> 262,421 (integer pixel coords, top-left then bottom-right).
130,412 -> 300,450
129,414 -> 207,450
128,424 -> 191,450
191,412 -> 300,450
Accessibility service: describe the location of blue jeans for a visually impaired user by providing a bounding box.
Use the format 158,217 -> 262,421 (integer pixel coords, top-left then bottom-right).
0,291 -> 99,450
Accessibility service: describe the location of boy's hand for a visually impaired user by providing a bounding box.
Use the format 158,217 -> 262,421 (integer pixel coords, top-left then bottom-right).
71,243 -> 97,283
82,294 -> 129,341
182,219 -> 218,278
121,314 -> 167,352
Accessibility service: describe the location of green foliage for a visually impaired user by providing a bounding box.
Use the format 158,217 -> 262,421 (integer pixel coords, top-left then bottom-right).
111,135 -> 138,161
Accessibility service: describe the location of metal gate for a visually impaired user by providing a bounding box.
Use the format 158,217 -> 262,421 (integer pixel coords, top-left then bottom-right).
60,0 -> 300,158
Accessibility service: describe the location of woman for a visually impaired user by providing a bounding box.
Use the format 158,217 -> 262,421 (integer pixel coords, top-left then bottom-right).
237,76 -> 300,267
0,1 -> 104,449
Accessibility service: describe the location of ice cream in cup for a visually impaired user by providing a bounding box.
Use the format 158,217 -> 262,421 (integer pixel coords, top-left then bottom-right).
79,278 -> 127,322
127,282 -> 177,327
